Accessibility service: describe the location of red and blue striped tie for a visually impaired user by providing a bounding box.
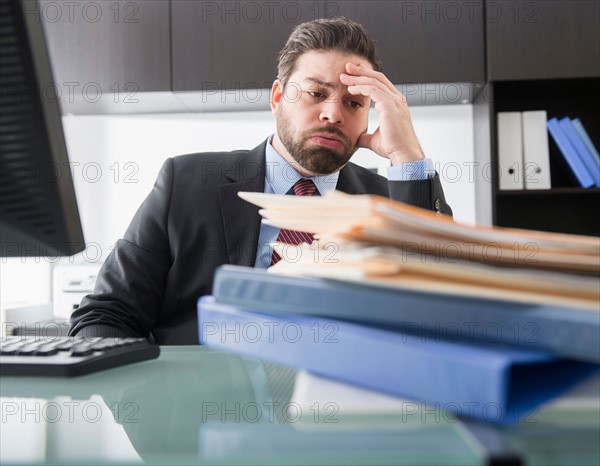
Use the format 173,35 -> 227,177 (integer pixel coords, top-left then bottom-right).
270,178 -> 317,266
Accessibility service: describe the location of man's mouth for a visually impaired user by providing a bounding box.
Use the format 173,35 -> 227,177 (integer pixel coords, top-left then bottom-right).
309,133 -> 346,149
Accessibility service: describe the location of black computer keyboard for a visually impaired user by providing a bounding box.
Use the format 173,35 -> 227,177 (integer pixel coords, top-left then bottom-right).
0,336 -> 160,376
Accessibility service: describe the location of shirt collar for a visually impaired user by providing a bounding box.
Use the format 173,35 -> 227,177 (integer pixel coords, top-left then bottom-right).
265,135 -> 340,195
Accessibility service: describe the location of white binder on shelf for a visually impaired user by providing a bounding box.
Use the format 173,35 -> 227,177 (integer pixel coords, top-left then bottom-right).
497,112 -> 524,190
522,110 -> 552,190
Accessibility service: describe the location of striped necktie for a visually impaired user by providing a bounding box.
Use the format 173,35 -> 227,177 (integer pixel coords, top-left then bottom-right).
270,178 -> 317,266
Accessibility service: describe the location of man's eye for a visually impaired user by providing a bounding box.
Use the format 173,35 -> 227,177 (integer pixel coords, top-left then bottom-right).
307,91 -> 326,99
349,100 -> 363,109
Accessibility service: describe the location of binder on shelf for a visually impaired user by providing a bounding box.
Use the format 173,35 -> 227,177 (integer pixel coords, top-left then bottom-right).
572,118 -> 600,168
497,112 -> 524,190
559,117 -> 600,187
521,111 -> 551,189
547,118 -> 595,188
198,296 -> 600,425
212,266 -> 600,363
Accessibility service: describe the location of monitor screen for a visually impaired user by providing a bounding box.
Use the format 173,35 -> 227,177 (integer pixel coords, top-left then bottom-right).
0,0 -> 85,257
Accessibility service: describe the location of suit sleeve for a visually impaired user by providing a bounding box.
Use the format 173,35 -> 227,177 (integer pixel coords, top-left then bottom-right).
388,173 -> 453,216
69,159 -> 175,339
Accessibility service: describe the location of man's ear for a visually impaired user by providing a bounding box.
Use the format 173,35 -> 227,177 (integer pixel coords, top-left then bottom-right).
270,80 -> 282,114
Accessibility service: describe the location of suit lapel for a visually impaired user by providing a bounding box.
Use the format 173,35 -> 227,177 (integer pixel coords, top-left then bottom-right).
336,163 -> 369,194
218,140 -> 266,266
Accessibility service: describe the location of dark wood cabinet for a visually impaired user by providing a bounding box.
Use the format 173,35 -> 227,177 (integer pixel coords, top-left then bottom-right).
486,0 -> 600,81
40,0 -> 486,95
171,0 -> 320,91
171,0 -> 485,91
40,0 -> 171,92
332,0 -> 485,84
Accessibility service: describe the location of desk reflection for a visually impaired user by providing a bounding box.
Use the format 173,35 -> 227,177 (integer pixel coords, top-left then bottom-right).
2,347 -> 597,465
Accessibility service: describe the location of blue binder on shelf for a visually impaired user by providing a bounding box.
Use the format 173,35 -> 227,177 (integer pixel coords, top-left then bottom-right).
559,117 -> 600,187
547,117 -> 595,187
572,118 -> 600,168
198,296 -> 599,425
212,266 -> 600,363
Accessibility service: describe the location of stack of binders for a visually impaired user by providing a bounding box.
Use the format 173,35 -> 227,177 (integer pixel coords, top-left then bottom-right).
198,192 -> 600,425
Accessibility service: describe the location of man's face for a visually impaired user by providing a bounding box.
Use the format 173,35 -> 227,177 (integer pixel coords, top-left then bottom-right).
271,50 -> 372,176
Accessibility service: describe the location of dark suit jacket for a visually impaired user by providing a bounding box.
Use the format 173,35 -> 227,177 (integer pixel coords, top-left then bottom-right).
70,139 -> 452,344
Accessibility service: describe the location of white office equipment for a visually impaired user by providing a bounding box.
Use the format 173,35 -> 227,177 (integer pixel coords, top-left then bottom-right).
52,264 -> 102,319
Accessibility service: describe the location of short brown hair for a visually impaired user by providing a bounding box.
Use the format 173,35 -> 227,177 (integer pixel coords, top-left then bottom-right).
277,17 -> 382,87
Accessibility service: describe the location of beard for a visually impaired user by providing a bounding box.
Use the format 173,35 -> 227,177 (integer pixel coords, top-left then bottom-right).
276,106 -> 359,175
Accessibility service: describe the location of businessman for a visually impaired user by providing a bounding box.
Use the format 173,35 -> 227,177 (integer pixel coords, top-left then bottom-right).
70,17 -> 452,344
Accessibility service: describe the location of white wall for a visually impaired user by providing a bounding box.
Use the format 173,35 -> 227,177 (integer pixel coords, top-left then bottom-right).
1,106 -> 476,314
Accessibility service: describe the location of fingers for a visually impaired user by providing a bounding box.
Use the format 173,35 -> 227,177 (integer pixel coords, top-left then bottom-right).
344,83 -> 390,104
344,63 -> 397,93
340,74 -> 392,100
340,65 -> 407,107
343,81 -> 405,116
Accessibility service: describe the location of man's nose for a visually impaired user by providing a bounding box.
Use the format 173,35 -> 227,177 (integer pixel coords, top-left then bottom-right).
319,99 -> 344,125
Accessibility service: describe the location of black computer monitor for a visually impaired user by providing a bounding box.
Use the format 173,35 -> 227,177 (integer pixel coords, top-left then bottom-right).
1,0 -> 85,257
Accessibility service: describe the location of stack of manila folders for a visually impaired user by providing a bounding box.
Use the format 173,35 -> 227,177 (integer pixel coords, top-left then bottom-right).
198,191 -> 600,425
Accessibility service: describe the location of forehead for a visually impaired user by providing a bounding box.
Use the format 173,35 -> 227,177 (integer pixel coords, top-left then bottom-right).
290,50 -> 373,81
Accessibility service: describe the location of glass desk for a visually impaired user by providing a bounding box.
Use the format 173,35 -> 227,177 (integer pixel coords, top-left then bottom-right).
1,346 -> 598,465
